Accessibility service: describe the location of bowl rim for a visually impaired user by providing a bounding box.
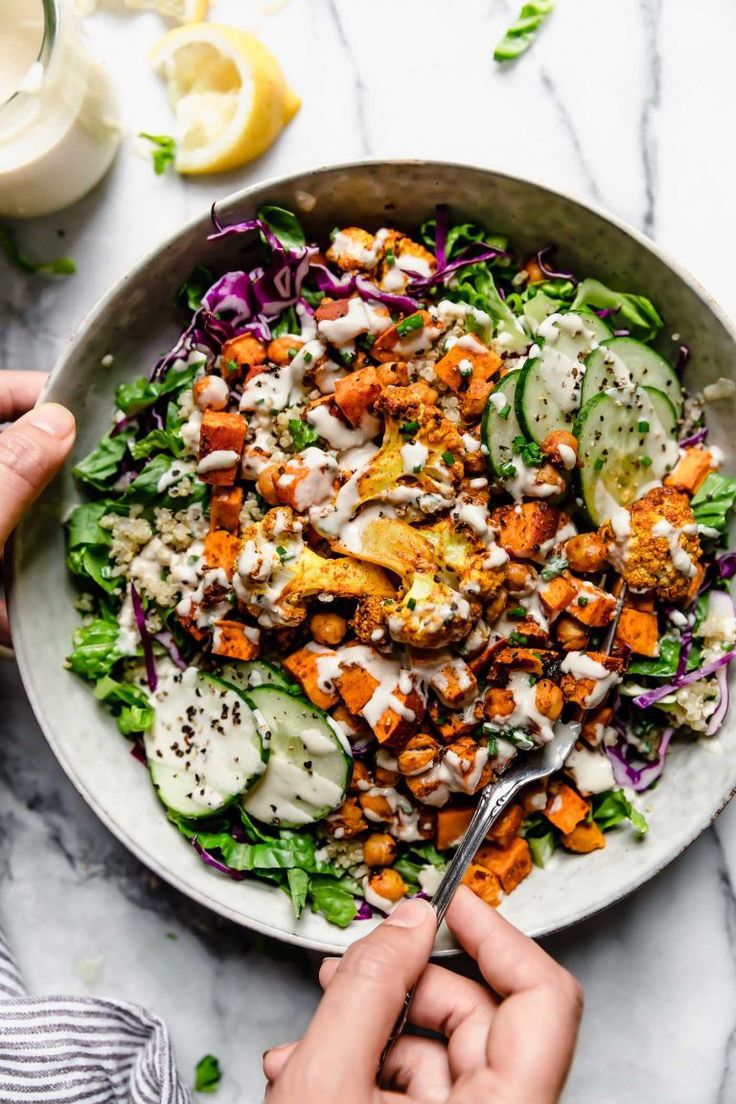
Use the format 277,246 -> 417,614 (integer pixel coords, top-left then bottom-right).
11,157 -> 736,955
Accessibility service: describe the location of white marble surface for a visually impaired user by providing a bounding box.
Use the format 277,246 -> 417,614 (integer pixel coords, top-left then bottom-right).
2,1 -> 736,1100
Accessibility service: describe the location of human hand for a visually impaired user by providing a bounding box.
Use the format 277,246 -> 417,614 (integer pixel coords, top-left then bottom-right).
263,886 -> 582,1104
0,371 -> 76,646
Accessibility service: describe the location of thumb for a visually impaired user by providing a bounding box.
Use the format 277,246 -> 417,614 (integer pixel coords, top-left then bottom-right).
0,403 -> 76,550
283,897 -> 436,1094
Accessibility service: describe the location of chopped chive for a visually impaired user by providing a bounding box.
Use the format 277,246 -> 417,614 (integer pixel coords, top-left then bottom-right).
413,464 -> 423,473
638,419 -> 649,432
577,596 -> 589,607
509,631 -> 529,646
640,455 -> 652,468
594,457 -> 604,471
303,351 -> 313,364
507,606 -> 527,620
500,461 -> 517,478
396,313 -> 424,337
288,347 -> 298,358
385,248 -> 396,267
499,403 -> 512,420
407,597 -> 417,610
400,420 -> 420,436
441,450 -> 455,465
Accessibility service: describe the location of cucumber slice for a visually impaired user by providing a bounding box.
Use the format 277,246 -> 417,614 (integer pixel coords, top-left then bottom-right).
517,312 -> 612,445
582,337 -> 683,416
242,687 -> 352,828
216,659 -> 295,693
145,667 -> 267,819
575,385 -> 680,525
481,369 -> 523,478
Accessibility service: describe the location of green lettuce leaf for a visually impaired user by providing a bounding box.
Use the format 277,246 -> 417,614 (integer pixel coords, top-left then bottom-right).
592,789 -> 648,836
177,264 -> 214,312
691,472 -> 736,534
570,278 -> 663,341
257,204 -> 306,250
287,418 -> 319,452
272,305 -> 300,337
94,676 -> 153,735
73,432 -> 131,491
493,0 -> 555,62
308,877 -> 359,928
67,619 -> 121,681
287,868 -> 310,919
448,261 -> 529,351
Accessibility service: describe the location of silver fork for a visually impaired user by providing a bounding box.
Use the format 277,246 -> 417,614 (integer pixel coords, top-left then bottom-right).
379,585 -> 626,1076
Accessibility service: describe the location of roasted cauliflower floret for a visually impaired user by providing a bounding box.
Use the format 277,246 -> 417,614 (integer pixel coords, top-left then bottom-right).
599,486 -> 702,604
351,595 -> 390,646
386,572 -> 476,649
234,507 -> 396,627
423,508 -> 508,601
355,386 -> 464,504
326,226 -> 380,272
378,233 -> 437,292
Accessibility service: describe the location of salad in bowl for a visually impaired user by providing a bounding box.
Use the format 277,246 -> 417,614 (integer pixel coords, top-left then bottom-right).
63,202 -> 736,929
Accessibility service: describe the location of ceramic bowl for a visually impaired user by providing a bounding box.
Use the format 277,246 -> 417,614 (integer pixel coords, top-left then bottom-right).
10,161 -> 736,954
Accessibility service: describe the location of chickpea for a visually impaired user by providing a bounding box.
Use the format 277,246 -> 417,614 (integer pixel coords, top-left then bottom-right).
542,429 -> 579,470
267,336 -> 303,365
555,614 -> 589,651
535,463 -> 566,496
367,867 -> 407,904
363,833 -> 397,867
534,678 -> 564,721
193,374 -> 229,412
485,687 -> 515,719
397,732 -> 441,776
256,463 -> 282,505
565,532 -> 608,575
523,257 -> 545,284
485,586 -> 508,624
309,611 -> 347,647
359,792 -> 394,821
405,380 -> 438,405
505,562 -> 538,596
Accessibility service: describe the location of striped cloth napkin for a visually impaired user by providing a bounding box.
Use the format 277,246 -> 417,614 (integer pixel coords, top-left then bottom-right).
0,933 -> 191,1103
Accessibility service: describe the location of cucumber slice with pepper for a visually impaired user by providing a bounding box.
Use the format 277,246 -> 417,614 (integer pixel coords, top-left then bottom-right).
242,687 -> 352,828
216,659 -> 296,694
575,385 -> 679,525
146,667 -> 268,819
581,337 -> 683,416
481,369 -> 523,478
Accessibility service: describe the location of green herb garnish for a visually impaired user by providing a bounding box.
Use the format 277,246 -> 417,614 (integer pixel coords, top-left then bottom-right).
396,313 -> 424,337
139,132 -> 177,175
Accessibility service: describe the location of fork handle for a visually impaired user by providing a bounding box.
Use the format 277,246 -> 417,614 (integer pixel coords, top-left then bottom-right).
379,770 -> 525,1076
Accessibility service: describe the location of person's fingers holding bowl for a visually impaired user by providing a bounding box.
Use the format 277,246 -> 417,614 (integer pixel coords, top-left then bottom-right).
0,402 -> 76,551
0,371 -> 48,422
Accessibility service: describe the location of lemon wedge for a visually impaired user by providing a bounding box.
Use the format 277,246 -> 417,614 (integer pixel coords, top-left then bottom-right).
149,23 -> 300,174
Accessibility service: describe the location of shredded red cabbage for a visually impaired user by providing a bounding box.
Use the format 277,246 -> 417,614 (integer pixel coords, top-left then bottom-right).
717,553 -> 736,580
130,583 -> 157,692
536,246 -> 576,283
706,665 -> 730,736
354,274 -> 419,313
191,839 -> 246,880
153,630 -> 187,671
676,344 -> 691,373
355,899 -> 374,920
434,204 -> 449,270
633,645 -> 736,709
607,728 -> 674,791
130,742 -> 147,766
680,426 -> 708,448
612,329 -> 630,337
408,246 -> 507,292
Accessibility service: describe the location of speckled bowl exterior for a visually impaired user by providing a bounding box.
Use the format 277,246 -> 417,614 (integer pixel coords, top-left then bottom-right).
10,161 -> 736,954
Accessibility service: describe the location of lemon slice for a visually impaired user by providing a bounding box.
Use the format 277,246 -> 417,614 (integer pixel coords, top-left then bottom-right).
149,23 -> 300,174
125,0 -> 209,20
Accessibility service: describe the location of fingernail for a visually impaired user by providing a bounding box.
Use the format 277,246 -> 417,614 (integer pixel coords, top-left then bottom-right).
29,403 -> 75,439
385,896 -> 434,929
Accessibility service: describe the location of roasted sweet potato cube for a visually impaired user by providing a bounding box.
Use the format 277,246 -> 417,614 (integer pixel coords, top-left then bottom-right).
211,620 -> 259,661
210,486 -> 243,534
325,796 -> 369,839
282,644 -> 339,710
198,410 -> 246,486
435,805 -> 474,849
475,837 -> 533,894
203,529 -> 240,577
335,663 -> 379,715
434,341 -> 501,392
373,687 -> 425,747
544,783 -> 590,835
462,862 -> 501,907
567,579 -> 617,628
492,502 -> 561,562
614,606 -> 660,657
487,803 -> 524,848
428,699 -> 479,743
221,333 -> 267,377
413,653 -> 477,708
334,365 -> 382,425
540,574 -> 578,617
487,646 -> 554,678
561,821 -> 606,853
178,610 -> 206,642
560,651 -> 622,707
372,310 -> 435,363
664,446 -> 715,495
268,336 -> 303,365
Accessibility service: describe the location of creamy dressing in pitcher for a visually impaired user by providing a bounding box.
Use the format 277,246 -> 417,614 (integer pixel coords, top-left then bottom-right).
0,0 -> 121,217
